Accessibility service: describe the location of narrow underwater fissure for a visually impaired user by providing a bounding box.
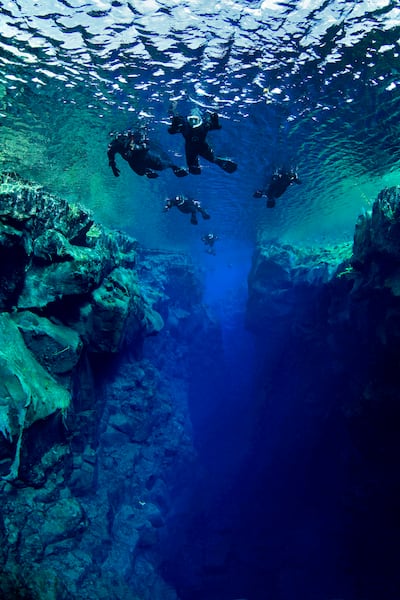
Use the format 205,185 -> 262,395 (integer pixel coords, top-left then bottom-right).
155,233 -> 400,600
158,311 -> 349,599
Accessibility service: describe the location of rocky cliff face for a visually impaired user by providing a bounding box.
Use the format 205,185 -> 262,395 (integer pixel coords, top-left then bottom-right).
245,186 -> 400,599
246,240 -> 352,335
0,172 -> 161,480
0,173 -> 201,599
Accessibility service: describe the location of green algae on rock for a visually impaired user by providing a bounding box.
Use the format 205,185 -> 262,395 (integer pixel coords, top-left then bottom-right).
0,313 -> 71,480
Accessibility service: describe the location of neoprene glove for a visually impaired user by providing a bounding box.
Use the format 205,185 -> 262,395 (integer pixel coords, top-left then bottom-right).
210,112 -> 221,129
168,115 -> 182,134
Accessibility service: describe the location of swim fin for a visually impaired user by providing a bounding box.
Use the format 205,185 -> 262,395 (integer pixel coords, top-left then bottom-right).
145,169 -> 159,179
215,157 -> 237,173
172,166 -> 188,177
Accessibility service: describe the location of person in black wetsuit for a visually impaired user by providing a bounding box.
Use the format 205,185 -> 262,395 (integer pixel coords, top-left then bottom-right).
201,232 -> 219,254
253,168 -> 301,207
167,108 -> 237,175
164,195 -> 211,225
107,128 -> 188,179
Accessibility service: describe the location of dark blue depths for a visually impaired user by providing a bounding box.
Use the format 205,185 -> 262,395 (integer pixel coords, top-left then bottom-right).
153,243 -> 400,600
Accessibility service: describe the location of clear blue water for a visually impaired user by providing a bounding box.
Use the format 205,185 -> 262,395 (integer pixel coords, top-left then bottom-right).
1,1 -> 400,598
0,0 -> 399,251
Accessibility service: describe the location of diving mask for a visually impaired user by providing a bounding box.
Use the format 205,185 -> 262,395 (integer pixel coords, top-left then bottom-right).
187,114 -> 203,128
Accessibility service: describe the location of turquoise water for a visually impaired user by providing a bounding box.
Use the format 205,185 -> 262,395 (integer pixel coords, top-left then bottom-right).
1,3 -> 400,598
1,0 -> 399,253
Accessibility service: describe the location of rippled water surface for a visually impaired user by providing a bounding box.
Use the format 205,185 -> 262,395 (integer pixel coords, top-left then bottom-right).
1,0 -> 399,250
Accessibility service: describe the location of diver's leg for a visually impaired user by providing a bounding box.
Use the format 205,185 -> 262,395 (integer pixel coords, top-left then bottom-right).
128,159 -> 146,177
186,144 -> 201,174
142,152 -> 164,178
199,143 -> 237,173
200,208 -> 210,220
198,142 -> 215,163
144,151 -> 187,177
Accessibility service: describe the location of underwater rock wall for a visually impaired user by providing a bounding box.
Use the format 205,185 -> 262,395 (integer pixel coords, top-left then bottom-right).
245,186 -> 400,599
246,240 -> 352,335
0,173 -> 198,600
0,172 -> 160,477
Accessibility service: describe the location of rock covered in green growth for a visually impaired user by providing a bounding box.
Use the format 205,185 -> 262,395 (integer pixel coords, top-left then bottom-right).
0,173 -> 163,480
0,172 -> 157,351
246,241 -> 352,332
0,313 -> 70,479
353,186 -> 400,265
11,311 -> 83,376
0,172 -> 138,310
0,171 -> 93,243
0,313 -> 70,438
80,267 -> 164,353
17,248 -> 106,309
249,242 -> 352,288
32,229 -> 78,262
351,186 -> 400,297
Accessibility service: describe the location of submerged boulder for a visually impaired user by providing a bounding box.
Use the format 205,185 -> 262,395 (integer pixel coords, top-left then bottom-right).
86,266 -> 163,353
246,241 -> 352,333
10,311 -> 83,377
352,186 -> 400,299
0,313 -> 70,479
353,186 -> 400,264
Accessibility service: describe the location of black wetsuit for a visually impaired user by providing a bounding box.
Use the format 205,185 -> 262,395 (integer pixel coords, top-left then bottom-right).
201,233 -> 219,254
168,112 -> 237,175
254,169 -> 301,207
107,133 -> 187,178
267,171 -> 299,199
164,195 -> 210,225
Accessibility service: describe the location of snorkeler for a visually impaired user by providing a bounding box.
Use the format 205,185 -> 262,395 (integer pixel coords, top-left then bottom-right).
164,195 -> 211,225
201,232 -> 219,255
107,127 -> 188,179
253,168 -> 301,208
167,107 -> 237,175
